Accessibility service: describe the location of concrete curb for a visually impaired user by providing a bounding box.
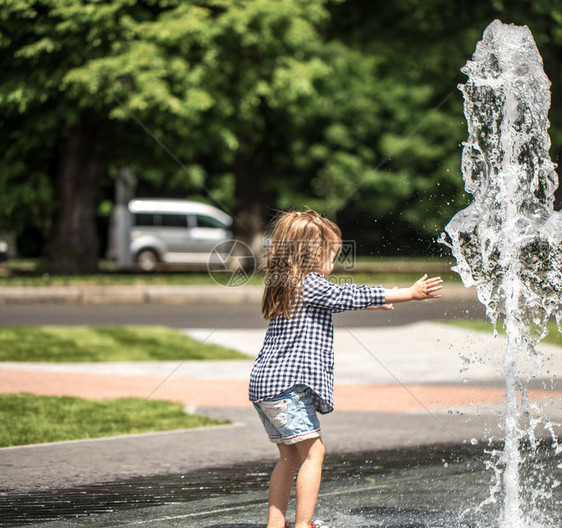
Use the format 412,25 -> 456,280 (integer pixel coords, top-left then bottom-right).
0,284 -> 265,305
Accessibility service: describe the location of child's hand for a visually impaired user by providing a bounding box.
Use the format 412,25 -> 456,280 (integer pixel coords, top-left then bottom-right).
409,274 -> 443,300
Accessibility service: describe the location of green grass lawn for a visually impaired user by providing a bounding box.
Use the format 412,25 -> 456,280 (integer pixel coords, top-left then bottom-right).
0,326 -> 249,362
442,320 -> 562,347
0,393 -> 229,447
0,270 -> 251,286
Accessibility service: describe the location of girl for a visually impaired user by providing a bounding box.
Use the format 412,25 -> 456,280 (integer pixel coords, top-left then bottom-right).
249,209 -> 443,528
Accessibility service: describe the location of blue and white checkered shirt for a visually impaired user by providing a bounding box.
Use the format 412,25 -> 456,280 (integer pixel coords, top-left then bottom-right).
249,272 -> 385,414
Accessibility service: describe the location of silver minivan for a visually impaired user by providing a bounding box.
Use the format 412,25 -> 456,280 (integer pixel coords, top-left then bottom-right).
109,199 -> 233,271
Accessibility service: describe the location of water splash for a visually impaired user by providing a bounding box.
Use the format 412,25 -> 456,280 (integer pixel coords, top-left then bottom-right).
440,19 -> 562,528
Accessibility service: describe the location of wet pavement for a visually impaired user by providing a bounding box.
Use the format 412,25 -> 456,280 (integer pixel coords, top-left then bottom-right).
0,444 -> 495,527
3,443 -> 561,528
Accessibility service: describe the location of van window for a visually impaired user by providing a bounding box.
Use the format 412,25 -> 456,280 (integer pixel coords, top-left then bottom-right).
196,215 -> 225,229
161,213 -> 188,228
134,213 -> 156,227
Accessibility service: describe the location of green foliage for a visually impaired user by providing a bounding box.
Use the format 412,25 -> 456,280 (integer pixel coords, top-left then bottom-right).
1,0 -> 560,260
0,325 -> 249,361
0,393 -> 228,447
330,0 -> 562,244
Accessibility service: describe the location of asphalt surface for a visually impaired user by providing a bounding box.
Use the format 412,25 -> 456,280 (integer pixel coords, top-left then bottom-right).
0,298 -> 485,328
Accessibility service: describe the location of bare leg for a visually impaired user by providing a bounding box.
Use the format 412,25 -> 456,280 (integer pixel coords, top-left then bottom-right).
267,443 -> 299,528
294,437 -> 325,528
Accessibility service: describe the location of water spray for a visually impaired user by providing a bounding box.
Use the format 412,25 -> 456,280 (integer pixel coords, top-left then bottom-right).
440,19 -> 562,528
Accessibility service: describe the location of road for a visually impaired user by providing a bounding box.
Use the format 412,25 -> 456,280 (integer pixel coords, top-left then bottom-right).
0,298 -> 485,328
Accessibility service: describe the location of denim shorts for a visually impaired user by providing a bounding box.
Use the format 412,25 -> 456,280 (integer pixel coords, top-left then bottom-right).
253,384 -> 321,445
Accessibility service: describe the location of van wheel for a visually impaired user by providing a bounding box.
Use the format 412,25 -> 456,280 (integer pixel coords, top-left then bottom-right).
136,249 -> 159,272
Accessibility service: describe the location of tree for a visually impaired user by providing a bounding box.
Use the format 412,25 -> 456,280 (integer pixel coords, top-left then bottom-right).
0,0 -> 217,272
1,0 -> 560,270
1,0 -> 360,268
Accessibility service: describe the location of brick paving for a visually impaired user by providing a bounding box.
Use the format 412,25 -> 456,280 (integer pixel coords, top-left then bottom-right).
1,368 -> 561,413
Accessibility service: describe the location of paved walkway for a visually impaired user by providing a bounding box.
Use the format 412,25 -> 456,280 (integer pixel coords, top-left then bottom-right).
1,322 -> 561,493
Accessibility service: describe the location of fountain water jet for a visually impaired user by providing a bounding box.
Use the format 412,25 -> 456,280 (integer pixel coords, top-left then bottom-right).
441,19 -> 562,528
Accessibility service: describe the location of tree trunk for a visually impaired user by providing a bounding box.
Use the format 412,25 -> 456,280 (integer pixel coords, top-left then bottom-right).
232,166 -> 269,269
50,115 -> 105,274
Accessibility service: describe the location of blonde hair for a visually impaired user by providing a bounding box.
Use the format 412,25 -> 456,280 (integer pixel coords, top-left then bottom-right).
261,209 -> 342,319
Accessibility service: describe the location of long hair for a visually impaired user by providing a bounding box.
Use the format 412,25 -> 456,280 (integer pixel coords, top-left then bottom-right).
261,209 -> 342,319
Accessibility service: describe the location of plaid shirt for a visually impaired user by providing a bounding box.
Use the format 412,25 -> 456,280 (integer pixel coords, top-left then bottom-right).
249,272 -> 385,414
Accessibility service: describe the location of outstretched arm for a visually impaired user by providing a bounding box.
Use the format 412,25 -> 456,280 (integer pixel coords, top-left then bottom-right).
363,274 -> 443,310
303,272 -> 386,312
